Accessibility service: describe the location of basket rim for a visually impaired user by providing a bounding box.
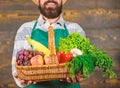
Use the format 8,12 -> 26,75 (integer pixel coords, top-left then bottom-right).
15,60 -> 66,68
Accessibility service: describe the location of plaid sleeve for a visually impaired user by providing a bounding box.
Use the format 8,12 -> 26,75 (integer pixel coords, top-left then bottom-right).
11,23 -> 32,87
66,22 -> 86,37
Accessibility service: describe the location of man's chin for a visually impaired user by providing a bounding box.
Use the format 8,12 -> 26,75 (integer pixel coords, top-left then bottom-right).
43,14 -> 59,19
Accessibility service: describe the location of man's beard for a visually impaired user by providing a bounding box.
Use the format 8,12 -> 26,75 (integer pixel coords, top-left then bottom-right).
38,0 -> 62,19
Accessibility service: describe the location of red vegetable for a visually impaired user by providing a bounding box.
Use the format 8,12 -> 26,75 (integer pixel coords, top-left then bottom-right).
57,51 -> 73,63
57,51 -> 64,62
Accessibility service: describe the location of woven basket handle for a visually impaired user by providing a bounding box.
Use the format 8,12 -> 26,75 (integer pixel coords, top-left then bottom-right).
48,26 -> 59,64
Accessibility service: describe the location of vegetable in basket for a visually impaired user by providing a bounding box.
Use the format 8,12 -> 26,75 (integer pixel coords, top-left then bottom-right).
58,32 -> 117,79
26,37 -> 50,55
57,51 -> 73,63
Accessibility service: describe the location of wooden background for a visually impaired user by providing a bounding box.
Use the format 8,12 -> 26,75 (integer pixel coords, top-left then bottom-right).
0,0 -> 120,88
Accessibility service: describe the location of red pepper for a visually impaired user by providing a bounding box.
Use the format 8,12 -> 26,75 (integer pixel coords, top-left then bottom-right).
57,51 -> 73,63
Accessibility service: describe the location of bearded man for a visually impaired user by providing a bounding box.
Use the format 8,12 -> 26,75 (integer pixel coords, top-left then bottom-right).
12,0 -> 85,88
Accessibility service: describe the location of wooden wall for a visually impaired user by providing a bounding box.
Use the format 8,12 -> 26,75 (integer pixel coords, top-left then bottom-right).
0,0 -> 120,88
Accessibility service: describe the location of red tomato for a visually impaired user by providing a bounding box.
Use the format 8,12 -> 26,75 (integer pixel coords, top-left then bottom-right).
65,52 -> 73,62
60,53 -> 66,63
57,51 -> 73,63
62,52 -> 73,62
57,51 -> 64,62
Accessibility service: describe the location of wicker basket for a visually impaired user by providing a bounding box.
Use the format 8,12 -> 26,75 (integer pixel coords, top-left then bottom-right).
15,63 -> 70,82
15,26 -> 70,82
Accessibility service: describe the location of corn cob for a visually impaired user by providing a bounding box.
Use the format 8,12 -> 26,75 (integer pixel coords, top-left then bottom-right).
26,37 -> 50,55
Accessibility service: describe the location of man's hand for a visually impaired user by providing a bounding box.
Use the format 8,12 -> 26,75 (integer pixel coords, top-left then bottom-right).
14,72 -> 37,86
60,75 -> 84,84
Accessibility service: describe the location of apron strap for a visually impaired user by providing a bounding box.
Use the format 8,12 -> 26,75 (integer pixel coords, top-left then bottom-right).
63,23 -> 69,34
64,23 -> 67,31
31,20 -> 38,37
32,20 -> 38,31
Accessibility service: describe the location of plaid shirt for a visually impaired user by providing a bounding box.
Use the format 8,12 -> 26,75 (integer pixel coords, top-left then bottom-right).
12,15 -> 86,87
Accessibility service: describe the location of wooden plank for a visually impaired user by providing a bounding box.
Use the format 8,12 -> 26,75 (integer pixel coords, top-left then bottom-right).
65,0 -> 120,9
76,9 -> 120,29
0,31 -> 14,54
0,9 -> 120,29
0,0 -> 120,10
85,28 -> 120,49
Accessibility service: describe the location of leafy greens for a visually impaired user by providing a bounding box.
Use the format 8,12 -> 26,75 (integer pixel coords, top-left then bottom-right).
58,32 -> 116,78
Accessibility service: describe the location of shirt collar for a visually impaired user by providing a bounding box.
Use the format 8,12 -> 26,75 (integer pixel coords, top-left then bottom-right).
37,15 -> 65,27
